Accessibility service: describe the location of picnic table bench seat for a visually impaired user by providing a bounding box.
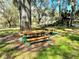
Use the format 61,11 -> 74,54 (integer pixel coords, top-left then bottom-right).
16,35 -> 51,45
27,36 -> 49,42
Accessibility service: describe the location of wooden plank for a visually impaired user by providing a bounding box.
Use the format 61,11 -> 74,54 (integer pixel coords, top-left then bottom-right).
16,36 -> 49,46
30,39 -> 50,45
18,31 -> 51,37
23,31 -> 45,35
28,36 -> 49,42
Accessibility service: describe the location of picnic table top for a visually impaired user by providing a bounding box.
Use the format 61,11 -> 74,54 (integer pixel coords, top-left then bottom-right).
16,30 -> 53,38
21,30 -> 51,35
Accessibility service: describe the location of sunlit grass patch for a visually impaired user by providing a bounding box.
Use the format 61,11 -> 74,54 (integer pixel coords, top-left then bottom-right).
36,33 -> 79,59
0,28 -> 19,37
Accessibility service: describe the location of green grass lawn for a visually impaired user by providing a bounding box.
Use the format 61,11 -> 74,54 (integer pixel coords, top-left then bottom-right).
35,27 -> 79,59
36,35 -> 79,59
0,28 -> 79,59
0,28 -> 19,37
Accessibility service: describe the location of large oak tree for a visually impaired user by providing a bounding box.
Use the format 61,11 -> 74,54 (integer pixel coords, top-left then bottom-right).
13,0 -> 32,31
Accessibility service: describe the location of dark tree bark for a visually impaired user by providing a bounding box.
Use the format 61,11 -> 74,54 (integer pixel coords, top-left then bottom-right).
70,0 -> 76,27
28,0 -> 32,29
17,0 -> 32,31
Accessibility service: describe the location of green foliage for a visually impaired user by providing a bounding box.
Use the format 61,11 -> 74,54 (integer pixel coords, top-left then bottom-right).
0,0 -> 19,28
13,0 -> 18,7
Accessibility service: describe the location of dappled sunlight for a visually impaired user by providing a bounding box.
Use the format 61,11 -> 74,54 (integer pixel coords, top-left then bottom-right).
0,0 -> 79,59
35,34 -> 79,59
0,27 -> 79,59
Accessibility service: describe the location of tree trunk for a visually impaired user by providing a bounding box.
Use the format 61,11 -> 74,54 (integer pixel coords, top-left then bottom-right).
18,0 -> 32,31
38,12 -> 41,24
29,0 -> 32,29
70,1 -> 76,27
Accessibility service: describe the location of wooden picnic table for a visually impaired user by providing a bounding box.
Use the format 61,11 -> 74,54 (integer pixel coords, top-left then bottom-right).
16,35 -> 50,47
16,30 -> 57,48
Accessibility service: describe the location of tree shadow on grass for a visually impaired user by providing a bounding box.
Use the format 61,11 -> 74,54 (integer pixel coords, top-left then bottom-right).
36,45 -> 79,59
67,34 -> 79,41
0,39 -> 21,59
0,42 -> 15,48
0,39 -> 51,59
0,44 -> 26,59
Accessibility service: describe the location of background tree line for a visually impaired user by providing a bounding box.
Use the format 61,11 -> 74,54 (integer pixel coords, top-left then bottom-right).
0,0 -> 79,30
